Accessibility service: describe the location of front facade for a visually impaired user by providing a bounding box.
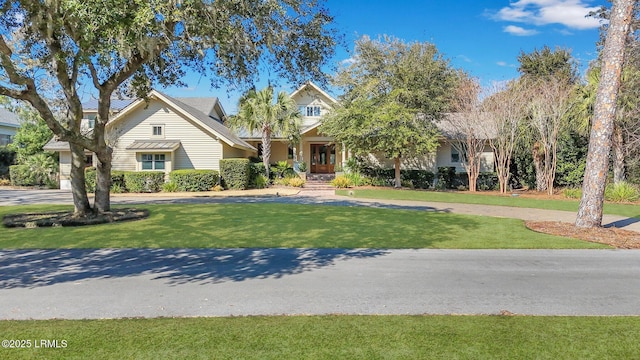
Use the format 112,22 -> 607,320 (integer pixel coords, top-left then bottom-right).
260,82 -> 495,175
45,90 -> 255,190
240,81 -> 345,174
44,83 -> 495,190
0,107 -> 20,147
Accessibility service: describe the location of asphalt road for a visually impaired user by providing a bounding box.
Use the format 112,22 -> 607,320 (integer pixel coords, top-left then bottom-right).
2,188 -> 640,319
1,249 -> 639,319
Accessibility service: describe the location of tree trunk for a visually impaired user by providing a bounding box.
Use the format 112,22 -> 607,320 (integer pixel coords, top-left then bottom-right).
262,126 -> 272,178
94,149 -> 112,213
394,156 -> 401,188
532,142 -> 546,192
612,123 -> 625,183
576,0 -> 633,228
69,142 -> 92,217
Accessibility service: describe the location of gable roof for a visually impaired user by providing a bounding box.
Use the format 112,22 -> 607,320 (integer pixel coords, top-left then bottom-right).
290,81 -> 338,105
82,98 -> 136,111
176,97 -> 226,121
0,107 -> 20,128
109,90 -> 255,152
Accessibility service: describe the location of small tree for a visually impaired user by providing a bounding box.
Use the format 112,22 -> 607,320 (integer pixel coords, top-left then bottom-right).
440,75 -> 490,192
484,81 -> 528,193
321,36 -> 458,188
229,86 -> 302,178
526,77 -> 574,195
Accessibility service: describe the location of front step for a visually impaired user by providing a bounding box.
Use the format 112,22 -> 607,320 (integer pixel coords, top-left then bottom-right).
306,173 -> 336,182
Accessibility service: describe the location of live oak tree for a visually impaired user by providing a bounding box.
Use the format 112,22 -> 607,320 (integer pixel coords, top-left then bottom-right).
577,0 -> 635,228
229,86 -> 302,178
320,36 -> 459,188
0,0 -> 337,216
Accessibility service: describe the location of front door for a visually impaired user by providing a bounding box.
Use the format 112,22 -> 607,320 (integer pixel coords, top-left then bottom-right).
310,144 -> 335,173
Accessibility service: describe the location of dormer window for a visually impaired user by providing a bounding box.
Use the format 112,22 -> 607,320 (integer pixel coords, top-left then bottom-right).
306,106 -> 321,117
151,124 -> 164,138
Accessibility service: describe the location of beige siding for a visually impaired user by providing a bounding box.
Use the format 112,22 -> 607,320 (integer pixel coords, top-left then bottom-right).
0,124 -> 17,136
109,99 -> 224,173
362,152 -> 436,171
436,141 -> 495,173
292,90 -> 333,128
222,144 -> 249,159
59,151 -> 71,180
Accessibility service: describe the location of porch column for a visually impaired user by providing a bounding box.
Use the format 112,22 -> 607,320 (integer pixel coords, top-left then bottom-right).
341,142 -> 346,165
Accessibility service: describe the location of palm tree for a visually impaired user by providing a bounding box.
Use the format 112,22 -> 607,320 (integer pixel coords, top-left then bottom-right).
229,86 -> 302,178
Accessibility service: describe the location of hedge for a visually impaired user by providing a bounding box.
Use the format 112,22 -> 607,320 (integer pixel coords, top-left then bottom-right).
124,171 -> 164,193
361,167 -> 435,189
0,147 -> 15,179
9,165 -> 35,186
85,167 -> 128,193
169,169 -> 220,192
220,158 -> 251,190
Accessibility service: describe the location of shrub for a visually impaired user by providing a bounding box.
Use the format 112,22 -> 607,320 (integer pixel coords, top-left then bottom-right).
331,175 -> 352,188
124,171 -> 164,193
402,170 -> 434,189
605,182 -> 640,202
11,154 -> 57,187
436,167 -> 456,189
346,172 -> 365,186
297,161 -> 307,172
110,182 -> 125,193
286,177 -> 305,187
563,187 -> 582,199
85,167 -> 97,192
220,158 -> 251,190
0,146 -> 16,179
111,170 -> 127,191
162,181 -> 179,192
212,184 -> 224,192
169,169 -> 220,192
273,160 -> 295,179
254,174 -> 269,189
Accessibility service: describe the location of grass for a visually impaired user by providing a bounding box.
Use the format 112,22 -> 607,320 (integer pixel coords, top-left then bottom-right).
336,188 -> 640,219
1,316 -> 639,359
0,203 -> 607,249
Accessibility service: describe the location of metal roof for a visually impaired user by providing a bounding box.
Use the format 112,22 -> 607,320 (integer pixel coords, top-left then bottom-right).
125,139 -> 181,151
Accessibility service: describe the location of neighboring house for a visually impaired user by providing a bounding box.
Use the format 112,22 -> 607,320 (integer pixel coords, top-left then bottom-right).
0,107 -> 20,147
45,90 -> 256,190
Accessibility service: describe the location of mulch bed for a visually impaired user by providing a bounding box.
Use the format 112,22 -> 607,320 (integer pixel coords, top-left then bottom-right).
526,221 -> 640,249
2,208 -> 149,228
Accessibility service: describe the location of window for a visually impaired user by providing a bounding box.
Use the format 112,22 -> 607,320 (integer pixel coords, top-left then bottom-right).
141,154 -> 165,170
306,106 -> 321,117
151,125 -> 164,138
85,154 -> 94,168
288,146 -> 294,159
451,148 -> 460,163
0,134 -> 11,147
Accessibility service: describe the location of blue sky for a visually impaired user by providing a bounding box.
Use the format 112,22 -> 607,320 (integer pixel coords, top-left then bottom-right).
162,0 -> 608,114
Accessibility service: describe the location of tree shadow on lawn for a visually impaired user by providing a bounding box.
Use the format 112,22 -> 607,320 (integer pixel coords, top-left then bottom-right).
113,194 -> 454,213
0,248 -> 389,289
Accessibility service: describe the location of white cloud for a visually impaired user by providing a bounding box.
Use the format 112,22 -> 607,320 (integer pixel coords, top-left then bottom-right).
457,55 -> 473,63
504,25 -> 539,36
496,61 -> 517,68
493,0 -> 603,30
340,57 -> 356,65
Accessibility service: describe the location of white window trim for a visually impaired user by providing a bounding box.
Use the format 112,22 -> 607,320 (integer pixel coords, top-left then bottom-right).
151,124 -> 165,139
140,153 -> 167,171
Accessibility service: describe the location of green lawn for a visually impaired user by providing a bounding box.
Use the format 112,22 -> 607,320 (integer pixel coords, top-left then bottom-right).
336,188 -> 640,218
0,203 -> 607,249
1,316 -> 639,359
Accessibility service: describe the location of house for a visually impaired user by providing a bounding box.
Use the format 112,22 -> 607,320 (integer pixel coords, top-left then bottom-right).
0,107 -> 20,147
238,81 -> 345,174
44,82 -> 495,190
45,90 -> 256,190
264,82 -> 495,175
